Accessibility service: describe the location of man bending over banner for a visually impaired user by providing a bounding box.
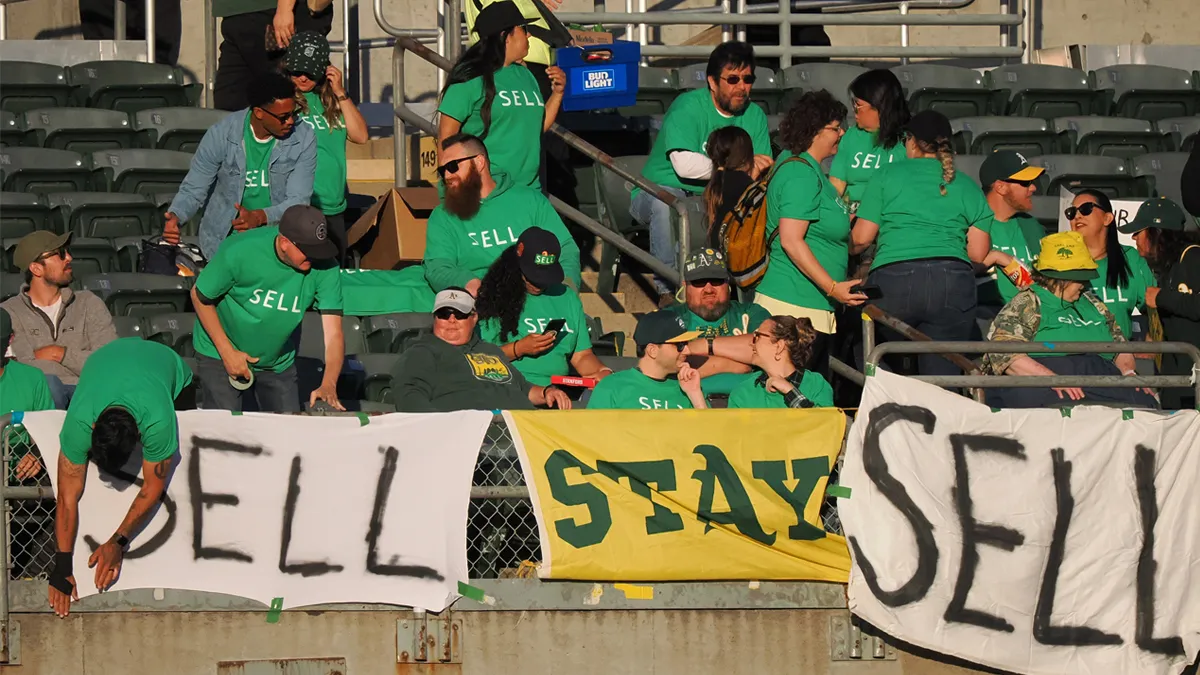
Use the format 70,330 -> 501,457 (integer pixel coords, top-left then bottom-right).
48,339 -> 194,618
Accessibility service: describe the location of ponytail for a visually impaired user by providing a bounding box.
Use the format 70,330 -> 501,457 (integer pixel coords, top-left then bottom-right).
935,139 -> 955,196
704,168 -> 726,230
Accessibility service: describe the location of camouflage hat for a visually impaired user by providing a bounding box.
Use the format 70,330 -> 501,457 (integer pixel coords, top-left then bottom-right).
285,31 -> 331,80
684,248 -> 728,282
1117,197 -> 1188,235
1034,231 -> 1098,281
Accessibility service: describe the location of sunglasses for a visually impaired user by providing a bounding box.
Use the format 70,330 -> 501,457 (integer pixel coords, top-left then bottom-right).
687,278 -> 728,289
751,330 -> 771,344
436,155 -> 480,179
434,307 -> 474,321
1003,178 -> 1036,188
1064,202 -> 1108,220
287,69 -> 323,81
258,106 -> 298,123
720,74 -> 756,85
37,247 -> 68,262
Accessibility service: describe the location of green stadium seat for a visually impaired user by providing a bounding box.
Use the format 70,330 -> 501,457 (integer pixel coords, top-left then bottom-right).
1,111 -> 21,148
111,315 -> 144,339
143,312 -> 196,356
1028,154 -> 1143,198
1131,152 -> 1189,204
1052,116 -> 1171,159
0,62 -> 72,115
952,154 -> 987,187
0,147 -> 91,193
595,155 -> 649,294
0,192 -> 51,238
1156,117 -> 1200,152
892,64 -> 991,119
64,238 -> 118,276
620,67 -> 678,116
951,116 -> 1057,155
781,63 -> 867,115
361,312 -> 432,353
46,191 -> 158,238
66,61 -> 190,114
1091,65 -> 1200,122
1,273 -> 22,301
134,107 -> 229,152
20,108 -> 136,153
79,272 -> 191,317
986,64 -> 1098,120
90,149 -> 192,197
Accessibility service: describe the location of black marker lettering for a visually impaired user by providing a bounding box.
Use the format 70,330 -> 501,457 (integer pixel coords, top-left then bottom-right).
1134,445 -> 1185,656
83,464 -> 177,559
189,436 -> 262,563
365,446 -> 444,580
278,455 -> 344,577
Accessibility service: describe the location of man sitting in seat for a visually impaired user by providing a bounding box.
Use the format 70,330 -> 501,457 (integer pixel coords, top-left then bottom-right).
588,311 -> 709,410
389,288 -> 572,412
1,231 -> 117,408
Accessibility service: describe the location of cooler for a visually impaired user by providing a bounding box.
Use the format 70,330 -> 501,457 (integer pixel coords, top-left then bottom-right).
556,41 -> 641,112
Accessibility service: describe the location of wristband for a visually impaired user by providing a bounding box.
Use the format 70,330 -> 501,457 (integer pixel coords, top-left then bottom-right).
827,280 -> 837,296
49,552 -> 74,595
707,337 -> 715,356
336,94 -> 350,102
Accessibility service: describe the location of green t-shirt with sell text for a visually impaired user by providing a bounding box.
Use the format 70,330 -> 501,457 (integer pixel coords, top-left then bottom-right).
300,92 -> 348,215
59,339 -> 193,465
587,368 -> 695,410
728,370 -> 834,409
1090,245 -> 1156,340
640,88 -> 772,193
0,360 -> 54,467
479,285 -> 593,387
241,112 -> 276,212
977,212 -> 1045,304
828,127 -> 908,205
758,151 -> 852,311
438,63 -> 545,189
858,158 -> 993,271
192,226 -> 343,373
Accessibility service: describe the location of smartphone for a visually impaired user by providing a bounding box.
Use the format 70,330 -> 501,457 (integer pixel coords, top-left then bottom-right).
855,283 -> 883,300
543,319 -> 567,335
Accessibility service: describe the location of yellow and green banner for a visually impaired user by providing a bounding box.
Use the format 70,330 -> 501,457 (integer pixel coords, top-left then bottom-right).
504,409 -> 852,582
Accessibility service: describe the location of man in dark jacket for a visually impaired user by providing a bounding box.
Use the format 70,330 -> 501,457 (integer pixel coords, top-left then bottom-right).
389,288 -> 571,412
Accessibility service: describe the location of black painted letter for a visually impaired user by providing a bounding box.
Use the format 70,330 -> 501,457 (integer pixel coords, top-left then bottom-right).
83,464 -> 177,560
278,455 -> 345,577
190,436 -> 262,562
365,446 -> 444,580
1134,445 -> 1185,656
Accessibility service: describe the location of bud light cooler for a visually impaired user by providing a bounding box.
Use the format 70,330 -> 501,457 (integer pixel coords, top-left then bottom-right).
556,41 -> 640,112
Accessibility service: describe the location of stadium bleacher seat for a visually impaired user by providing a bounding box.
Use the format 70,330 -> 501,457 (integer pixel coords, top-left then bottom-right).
67,61 -> 190,114
951,116 -> 1057,155
0,62 -> 72,114
952,154 -> 987,187
598,354 -> 638,372
20,108 -> 136,154
65,237 -> 118,276
1052,116 -> 1171,159
46,192 -> 158,238
1131,151 -> 1189,204
750,67 -> 783,115
1091,65 -> 1200,121
297,312 -> 364,358
1,111 -> 21,148
781,63 -> 868,115
892,64 -> 991,119
677,63 -> 709,90
90,149 -> 193,196
354,353 -> 399,404
622,67 -> 678,116
1156,117 -> 1200,151
986,64 -> 1097,120
80,272 -> 191,317
1,239 -> 18,273
0,192 -> 51,238
0,273 -> 22,301
134,107 -> 228,152
0,147 -> 92,193
1029,194 -> 1061,232
143,312 -> 196,356
594,156 -> 650,294
111,315 -> 144,339
361,312 -> 432,353
586,315 -> 626,357
1029,154 -> 1143,198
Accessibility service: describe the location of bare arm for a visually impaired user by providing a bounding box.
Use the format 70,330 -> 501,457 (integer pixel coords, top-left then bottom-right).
694,355 -> 751,378
53,454 -> 87,555
319,313 -> 345,393
850,218 -> 880,255
436,115 -> 462,164
569,349 -> 610,379
192,287 -> 236,360
112,458 -> 170,541
967,226 -> 993,265
779,217 -> 868,306
829,177 -> 847,197
686,334 -> 756,366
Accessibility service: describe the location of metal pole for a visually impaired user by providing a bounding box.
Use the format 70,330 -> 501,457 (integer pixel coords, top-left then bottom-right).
638,0 -> 647,57
721,0 -> 731,43
445,0 -> 462,64
393,45 -> 407,187
553,11 -> 1024,25
1021,0 -> 1033,63
114,0 -> 127,40
342,0 -> 352,89
639,45 -> 1024,58
735,0 -> 747,42
779,0 -> 791,71
624,0 -> 634,47
205,0 -> 217,108
899,2 -> 909,65
372,0 -> 440,38
0,415 -> 11,664
862,311 -> 875,365
0,4 -> 8,40
144,0 -> 156,63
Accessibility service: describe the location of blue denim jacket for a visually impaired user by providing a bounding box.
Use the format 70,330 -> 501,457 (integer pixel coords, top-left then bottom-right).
168,108 -> 316,258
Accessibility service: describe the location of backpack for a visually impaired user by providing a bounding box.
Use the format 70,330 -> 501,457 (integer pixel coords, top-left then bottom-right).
717,156 -> 809,289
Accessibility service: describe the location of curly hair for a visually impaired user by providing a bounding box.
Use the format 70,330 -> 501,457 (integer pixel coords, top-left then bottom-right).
768,315 -> 818,369
476,245 -> 528,341
777,90 -> 848,156
1143,227 -> 1200,279
848,69 -> 910,149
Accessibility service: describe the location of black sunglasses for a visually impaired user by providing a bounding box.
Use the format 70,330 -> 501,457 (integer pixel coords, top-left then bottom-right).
1064,202 -> 1109,220
721,74 -> 756,85
36,247 -> 68,263
436,155 -> 480,179
1003,178 -> 1036,188
688,278 -> 728,289
258,106 -> 298,123
434,307 -> 474,321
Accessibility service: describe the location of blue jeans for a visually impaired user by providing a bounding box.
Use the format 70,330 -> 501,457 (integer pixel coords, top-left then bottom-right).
986,355 -> 1160,409
194,354 -> 301,413
45,375 -> 76,410
630,186 -> 687,295
868,258 -> 977,378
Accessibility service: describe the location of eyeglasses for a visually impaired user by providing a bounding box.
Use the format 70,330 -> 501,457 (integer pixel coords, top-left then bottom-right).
687,278 -> 728,289
436,155 -> 480,179
751,330 -> 771,344
434,307 -> 474,321
1064,202 -> 1108,220
823,123 -> 845,134
258,106 -> 298,123
852,98 -> 872,111
721,74 -> 756,85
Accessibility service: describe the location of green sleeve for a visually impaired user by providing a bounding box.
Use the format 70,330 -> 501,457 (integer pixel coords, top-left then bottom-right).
586,378 -> 618,409
437,78 -> 480,124
538,199 -> 582,288
570,295 -> 593,353
478,317 -> 503,345
139,404 -> 179,463
963,181 -> 993,229
194,243 -> 237,301
747,109 -> 772,156
855,166 -> 887,225
772,161 -> 821,222
746,302 -> 771,330
829,145 -> 850,182
975,215 -> 995,235
312,265 -> 344,312
58,415 -> 91,465
423,209 -> 472,292
389,345 -> 436,412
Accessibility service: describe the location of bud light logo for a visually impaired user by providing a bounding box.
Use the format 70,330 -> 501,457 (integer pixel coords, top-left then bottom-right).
582,68 -> 616,92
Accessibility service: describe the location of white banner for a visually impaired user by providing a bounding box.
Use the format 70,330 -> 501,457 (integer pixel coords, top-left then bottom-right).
22,410 -> 494,613
841,370 -> 1200,675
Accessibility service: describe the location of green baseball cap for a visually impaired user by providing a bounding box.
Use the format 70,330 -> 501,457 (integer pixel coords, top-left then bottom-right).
684,248 -> 729,282
13,230 -> 72,271
1117,197 -> 1188,235
979,150 -> 1045,187
286,31 -> 331,79
634,310 -> 701,347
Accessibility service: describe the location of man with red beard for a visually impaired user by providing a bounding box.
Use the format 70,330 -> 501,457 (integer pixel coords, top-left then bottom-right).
423,133 -> 581,297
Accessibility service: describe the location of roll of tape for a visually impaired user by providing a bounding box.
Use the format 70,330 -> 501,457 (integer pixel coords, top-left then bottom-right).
229,370 -> 255,391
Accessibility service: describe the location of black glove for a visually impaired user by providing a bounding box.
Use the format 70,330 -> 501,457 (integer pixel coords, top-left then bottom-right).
48,552 -> 74,596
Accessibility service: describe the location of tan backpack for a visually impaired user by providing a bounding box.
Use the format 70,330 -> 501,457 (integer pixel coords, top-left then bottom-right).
716,156 -> 809,289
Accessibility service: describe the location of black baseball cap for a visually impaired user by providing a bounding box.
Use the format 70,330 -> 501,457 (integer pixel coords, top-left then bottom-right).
1118,197 -> 1189,235
905,110 -> 953,145
279,205 -> 338,261
979,150 -> 1045,186
474,1 -> 534,39
684,248 -> 729,282
634,310 -> 701,347
517,227 -> 564,289
286,31 -> 331,79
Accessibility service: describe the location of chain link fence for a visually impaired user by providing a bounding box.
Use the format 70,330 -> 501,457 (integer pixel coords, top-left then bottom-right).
3,421 -> 56,581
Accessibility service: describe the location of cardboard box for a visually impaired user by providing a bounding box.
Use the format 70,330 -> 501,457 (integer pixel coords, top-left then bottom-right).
569,28 -> 614,46
346,187 -> 440,270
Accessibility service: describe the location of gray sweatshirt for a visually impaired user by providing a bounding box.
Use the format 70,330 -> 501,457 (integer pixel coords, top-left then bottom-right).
1,286 -> 118,384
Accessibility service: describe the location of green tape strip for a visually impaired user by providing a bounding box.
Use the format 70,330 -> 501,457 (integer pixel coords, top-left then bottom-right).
1060,408 -> 1072,418
1122,410 -> 1134,420
266,597 -> 283,623
865,363 -> 877,377
356,412 -> 370,426
231,410 -> 243,416
990,407 -> 1001,413
826,484 -> 852,499
457,581 -> 487,603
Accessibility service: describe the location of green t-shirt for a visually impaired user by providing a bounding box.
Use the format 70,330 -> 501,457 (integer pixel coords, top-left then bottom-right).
438,63 -> 545,189
828,127 -> 908,205
858,158 -> 993,271
1030,285 -> 1116,356
758,151 -> 852,311
640,88 -> 772,194
339,268 -> 436,316
192,226 -> 343,373
977,212 -> 1045,304
241,112 -> 276,212
728,370 -> 834,409
479,285 -> 593,387
587,368 -> 695,410
0,360 -> 54,467
59,339 -> 193,465
1090,245 -> 1156,340
300,92 -> 348,215
665,300 -> 769,337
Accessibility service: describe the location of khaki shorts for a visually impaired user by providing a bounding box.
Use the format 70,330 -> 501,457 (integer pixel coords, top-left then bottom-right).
754,293 -> 836,334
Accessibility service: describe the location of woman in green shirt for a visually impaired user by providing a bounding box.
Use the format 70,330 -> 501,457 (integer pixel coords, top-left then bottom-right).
437,1 -> 566,189
286,32 -> 368,267
829,69 -> 911,212
729,315 -> 834,409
